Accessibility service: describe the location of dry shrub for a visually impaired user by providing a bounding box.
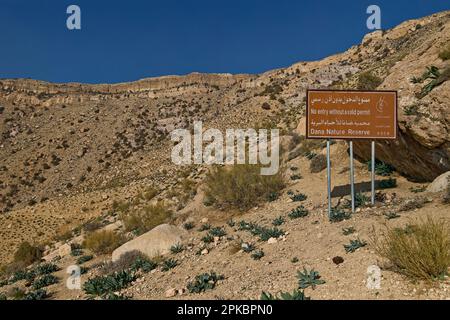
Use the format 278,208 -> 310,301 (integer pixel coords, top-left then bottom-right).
310,154 -> 327,173
439,44 -> 450,61
83,230 -> 124,255
13,242 -> 43,267
372,217 -> 450,280
204,164 -> 285,211
357,72 -> 383,90
123,202 -> 172,235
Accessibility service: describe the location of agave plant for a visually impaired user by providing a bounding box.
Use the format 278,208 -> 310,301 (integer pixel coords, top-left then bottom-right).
297,268 -> 325,289
272,216 -> 285,226
288,205 -> 309,219
344,239 -> 367,253
208,227 -> 226,237
251,250 -> 265,260
83,270 -> 136,296
261,289 -> 310,301
170,243 -> 185,254
187,272 -> 224,294
32,274 -> 59,290
161,258 -> 178,272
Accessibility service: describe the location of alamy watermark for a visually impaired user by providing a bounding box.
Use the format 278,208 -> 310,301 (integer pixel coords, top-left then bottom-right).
367,5 -> 381,30
171,121 -> 279,175
67,5 -> 81,30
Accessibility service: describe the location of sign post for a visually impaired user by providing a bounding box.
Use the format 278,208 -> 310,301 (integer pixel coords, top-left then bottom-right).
326,139 -> 332,218
349,141 -> 355,213
371,141 -> 375,205
306,90 -> 397,219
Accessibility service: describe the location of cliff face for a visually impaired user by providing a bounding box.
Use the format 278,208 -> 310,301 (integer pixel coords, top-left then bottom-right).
1,11 -> 449,214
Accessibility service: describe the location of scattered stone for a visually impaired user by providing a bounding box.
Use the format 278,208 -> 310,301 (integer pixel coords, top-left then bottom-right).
332,256 -> 345,265
165,288 -> 177,298
267,237 -> 277,244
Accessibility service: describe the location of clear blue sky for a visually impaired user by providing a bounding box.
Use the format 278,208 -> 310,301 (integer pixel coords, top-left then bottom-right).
0,0 -> 448,84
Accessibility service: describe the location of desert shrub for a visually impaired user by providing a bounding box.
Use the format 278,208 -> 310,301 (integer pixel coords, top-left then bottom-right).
203,165 -> 285,211
83,230 -> 124,255
161,258 -> 178,271
439,44 -> 450,61
83,270 -> 136,296
261,289 -> 310,300
354,192 -> 370,208
123,202 -> 172,235
272,216 -> 285,226
399,197 -> 428,212
329,208 -> 352,223
34,263 -> 59,275
201,234 -> 214,244
290,192 -> 307,202
251,249 -> 265,260
76,255 -> 93,265
170,243 -> 184,254
297,268 -> 325,289
187,272 -> 224,293
208,227 -> 226,237
13,242 -> 43,267
372,217 -> 450,280
310,154 -> 327,173
24,289 -> 49,300
288,205 -> 309,219
344,239 -> 367,253
32,274 -> 58,290
357,72 -> 383,90
0,293 -> 6,300
367,159 -> 394,176
238,221 -> 285,241
183,222 -> 195,230
378,178 -> 397,189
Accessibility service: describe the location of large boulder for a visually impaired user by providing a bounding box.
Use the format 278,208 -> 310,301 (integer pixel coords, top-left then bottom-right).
426,171 -> 450,193
112,224 -> 187,262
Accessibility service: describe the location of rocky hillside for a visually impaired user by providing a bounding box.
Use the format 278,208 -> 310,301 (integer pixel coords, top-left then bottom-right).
0,10 -> 449,300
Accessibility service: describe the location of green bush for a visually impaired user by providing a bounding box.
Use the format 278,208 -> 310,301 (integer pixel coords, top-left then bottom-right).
170,243 -> 184,254
187,272 -> 224,293
290,193 -> 307,202
208,227 -> 226,237
161,259 -> 178,272
24,289 -> 48,300
13,242 -> 43,267
367,159 -> 394,176
329,208 -> 351,223
83,230 -> 124,255
35,263 -> 59,275
272,216 -> 285,226
32,274 -> 59,290
83,270 -> 136,296
288,206 -> 309,219
204,165 -> 285,211
378,178 -> 397,189
251,250 -> 265,260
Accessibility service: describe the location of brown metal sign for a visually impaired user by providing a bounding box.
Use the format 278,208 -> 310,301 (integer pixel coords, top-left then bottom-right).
306,90 -> 397,140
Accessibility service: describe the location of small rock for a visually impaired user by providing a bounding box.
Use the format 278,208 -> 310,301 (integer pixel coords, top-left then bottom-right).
201,248 -> 209,255
200,218 -> 209,224
165,288 -> 177,298
267,237 -> 277,244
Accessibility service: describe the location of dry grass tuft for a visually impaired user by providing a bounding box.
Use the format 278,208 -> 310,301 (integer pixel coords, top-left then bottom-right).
122,202 -> 172,235
83,230 -> 124,255
372,217 -> 450,281
203,164 -> 285,211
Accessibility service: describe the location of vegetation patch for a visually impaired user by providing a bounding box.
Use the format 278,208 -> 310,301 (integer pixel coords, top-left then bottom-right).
204,165 -> 285,211
261,289 -> 310,300
122,202 -> 172,235
344,239 -> 367,253
297,268 -> 325,289
187,272 -> 224,294
372,217 -> 450,281
83,230 -> 124,255
83,270 -> 136,296
288,205 -> 309,219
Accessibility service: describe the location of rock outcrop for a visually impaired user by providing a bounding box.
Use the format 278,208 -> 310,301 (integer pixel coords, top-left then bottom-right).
111,224 -> 187,262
